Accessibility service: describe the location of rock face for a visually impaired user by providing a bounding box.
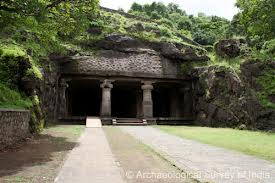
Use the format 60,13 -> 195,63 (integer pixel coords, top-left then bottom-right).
214,39 -> 246,58
192,60 -> 275,130
38,59 -> 60,123
95,33 -> 209,61
61,34 -> 209,80
43,34 -> 208,122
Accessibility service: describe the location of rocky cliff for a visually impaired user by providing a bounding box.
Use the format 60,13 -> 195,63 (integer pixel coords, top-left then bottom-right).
192,40 -> 275,130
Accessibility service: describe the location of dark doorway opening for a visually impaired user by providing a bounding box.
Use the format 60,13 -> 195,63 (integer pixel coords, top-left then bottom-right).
67,79 -> 101,116
112,82 -> 140,118
153,88 -> 171,117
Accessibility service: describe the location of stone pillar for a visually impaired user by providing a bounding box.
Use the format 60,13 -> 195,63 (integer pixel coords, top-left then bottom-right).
100,80 -> 113,117
59,79 -> 69,118
141,81 -> 154,118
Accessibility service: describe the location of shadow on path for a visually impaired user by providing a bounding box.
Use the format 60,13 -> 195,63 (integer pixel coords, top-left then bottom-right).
0,134 -> 79,177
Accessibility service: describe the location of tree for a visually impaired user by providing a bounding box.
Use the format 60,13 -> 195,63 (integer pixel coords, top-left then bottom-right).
0,0 -> 99,36
130,2 -> 143,12
128,2 -> 230,45
236,0 -> 275,42
177,17 -> 192,30
167,3 -> 186,15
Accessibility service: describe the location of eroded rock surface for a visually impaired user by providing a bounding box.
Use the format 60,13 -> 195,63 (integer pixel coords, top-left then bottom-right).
192,60 -> 275,130
214,39 -> 247,58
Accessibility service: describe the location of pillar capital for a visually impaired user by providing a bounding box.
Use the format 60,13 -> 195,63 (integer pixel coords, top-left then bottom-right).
141,81 -> 154,90
100,79 -> 114,89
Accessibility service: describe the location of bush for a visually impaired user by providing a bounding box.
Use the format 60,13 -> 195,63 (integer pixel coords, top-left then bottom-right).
0,83 -> 32,109
256,70 -> 275,109
158,25 -> 172,38
0,43 -> 43,86
261,39 -> 275,58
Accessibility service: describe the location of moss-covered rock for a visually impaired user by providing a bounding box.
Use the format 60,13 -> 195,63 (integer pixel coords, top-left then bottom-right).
192,59 -> 275,130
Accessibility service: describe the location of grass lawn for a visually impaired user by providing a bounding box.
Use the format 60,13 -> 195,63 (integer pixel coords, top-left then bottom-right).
156,126 -> 275,162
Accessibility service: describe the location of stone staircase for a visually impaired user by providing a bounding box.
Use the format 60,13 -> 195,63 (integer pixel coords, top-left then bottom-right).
112,118 -> 147,126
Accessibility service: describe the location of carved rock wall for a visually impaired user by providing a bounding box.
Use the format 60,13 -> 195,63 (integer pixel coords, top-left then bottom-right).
61,50 -> 182,79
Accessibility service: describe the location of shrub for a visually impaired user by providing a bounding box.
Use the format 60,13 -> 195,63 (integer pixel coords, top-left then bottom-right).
261,39 -> 275,58
0,83 -> 32,109
256,70 -> 275,109
158,25 -> 172,38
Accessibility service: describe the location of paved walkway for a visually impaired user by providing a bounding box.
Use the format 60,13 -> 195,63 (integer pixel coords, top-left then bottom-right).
120,126 -> 275,183
55,128 -> 125,183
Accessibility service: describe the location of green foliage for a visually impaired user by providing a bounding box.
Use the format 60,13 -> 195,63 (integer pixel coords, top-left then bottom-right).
0,83 -> 32,109
208,53 -> 243,72
158,25 -> 172,37
261,39 -> 275,59
236,0 -> 275,44
0,0 -> 99,112
30,110 -> 45,133
0,43 -> 43,87
129,2 -> 230,45
91,10 -> 202,49
256,70 -> 275,109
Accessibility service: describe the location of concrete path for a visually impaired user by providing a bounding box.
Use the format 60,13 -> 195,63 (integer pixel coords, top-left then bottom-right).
120,126 -> 275,183
55,128 -> 125,183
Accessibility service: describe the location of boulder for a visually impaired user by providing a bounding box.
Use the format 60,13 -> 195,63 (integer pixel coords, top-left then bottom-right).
192,64 -> 275,130
149,42 -> 209,61
192,66 -> 243,126
96,33 -> 143,51
214,39 -> 246,58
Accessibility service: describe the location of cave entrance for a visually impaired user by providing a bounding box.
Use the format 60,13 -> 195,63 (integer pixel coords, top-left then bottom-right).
153,88 -> 171,117
67,79 -> 101,117
112,81 -> 141,118
153,82 -> 186,118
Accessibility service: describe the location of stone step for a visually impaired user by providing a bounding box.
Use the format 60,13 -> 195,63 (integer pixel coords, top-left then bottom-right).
115,118 -> 143,123
86,117 -> 102,128
112,118 -> 147,126
113,122 -> 147,126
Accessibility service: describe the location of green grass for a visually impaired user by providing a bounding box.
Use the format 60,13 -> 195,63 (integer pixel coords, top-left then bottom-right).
207,53 -> 243,72
0,83 -> 32,109
45,125 -> 85,136
156,126 -> 275,162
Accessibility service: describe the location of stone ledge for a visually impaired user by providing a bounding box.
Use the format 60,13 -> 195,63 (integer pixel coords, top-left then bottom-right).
0,108 -> 30,112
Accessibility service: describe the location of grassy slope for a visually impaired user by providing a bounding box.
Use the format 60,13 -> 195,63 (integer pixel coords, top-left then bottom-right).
88,10 -> 204,51
0,83 -> 32,109
156,126 -> 275,162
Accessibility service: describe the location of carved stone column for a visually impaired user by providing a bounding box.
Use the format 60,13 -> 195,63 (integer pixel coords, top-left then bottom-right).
100,80 -> 113,117
141,81 -> 154,118
59,78 -> 69,118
